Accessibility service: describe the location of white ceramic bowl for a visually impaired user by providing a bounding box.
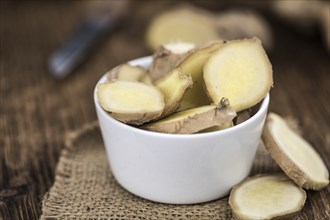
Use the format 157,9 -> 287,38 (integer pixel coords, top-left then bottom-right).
94,56 -> 270,204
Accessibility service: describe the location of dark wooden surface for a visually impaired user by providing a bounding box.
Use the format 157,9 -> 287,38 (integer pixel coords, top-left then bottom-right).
1,1 -> 329,220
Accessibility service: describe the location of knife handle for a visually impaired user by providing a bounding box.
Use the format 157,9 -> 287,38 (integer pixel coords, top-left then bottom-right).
48,14 -> 117,79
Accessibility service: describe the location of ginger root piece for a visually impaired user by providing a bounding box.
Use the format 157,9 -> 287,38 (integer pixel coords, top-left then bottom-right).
140,73 -> 153,85
229,174 -> 306,220
105,65 -> 121,81
262,113 -> 329,190
149,42 -> 195,81
107,63 -> 147,81
198,121 -> 233,133
97,80 -> 165,125
178,41 -> 224,110
163,41 -> 196,54
234,109 -> 252,125
215,10 -> 273,50
155,68 -> 193,117
116,64 -> 147,81
107,63 -> 153,85
284,116 -> 302,135
146,6 -> 219,51
146,5 -> 274,52
142,98 -> 236,134
204,38 -> 273,112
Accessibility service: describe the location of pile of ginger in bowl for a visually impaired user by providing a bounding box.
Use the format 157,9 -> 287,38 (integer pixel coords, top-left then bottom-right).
94,39 -> 328,220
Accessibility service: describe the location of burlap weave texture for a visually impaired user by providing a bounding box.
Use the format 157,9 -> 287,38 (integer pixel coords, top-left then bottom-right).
41,122 -> 278,220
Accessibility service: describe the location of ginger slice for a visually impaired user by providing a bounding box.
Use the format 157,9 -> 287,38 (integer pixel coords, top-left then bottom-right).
117,64 -> 147,81
140,73 -> 153,85
146,6 -> 219,51
262,113 -> 329,190
234,109 -> 252,125
163,41 -> 196,54
198,121 -> 233,133
107,63 -> 149,82
142,98 -> 236,134
149,42 -> 195,81
155,68 -> 193,117
229,174 -> 306,220
203,38 -> 273,112
108,63 -> 153,85
97,80 -> 165,125
178,41 -> 224,110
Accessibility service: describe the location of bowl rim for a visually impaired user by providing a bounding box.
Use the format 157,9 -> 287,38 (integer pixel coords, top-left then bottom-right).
94,56 -> 270,139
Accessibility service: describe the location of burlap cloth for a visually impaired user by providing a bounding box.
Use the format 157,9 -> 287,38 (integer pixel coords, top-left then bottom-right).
41,121 -> 282,220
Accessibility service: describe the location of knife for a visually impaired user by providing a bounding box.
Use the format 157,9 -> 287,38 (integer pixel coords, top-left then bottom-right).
48,1 -> 129,79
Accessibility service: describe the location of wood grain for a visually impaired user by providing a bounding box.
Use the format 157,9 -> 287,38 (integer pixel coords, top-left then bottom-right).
1,1 -> 329,219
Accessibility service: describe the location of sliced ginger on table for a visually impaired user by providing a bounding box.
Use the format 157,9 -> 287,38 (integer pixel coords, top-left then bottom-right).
263,112 -> 329,190
229,174 -> 306,220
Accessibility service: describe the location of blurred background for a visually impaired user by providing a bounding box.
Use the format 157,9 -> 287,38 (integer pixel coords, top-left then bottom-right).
1,1 -> 329,219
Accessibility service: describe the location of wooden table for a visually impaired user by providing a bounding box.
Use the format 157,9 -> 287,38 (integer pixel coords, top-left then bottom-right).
1,1 -> 329,219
